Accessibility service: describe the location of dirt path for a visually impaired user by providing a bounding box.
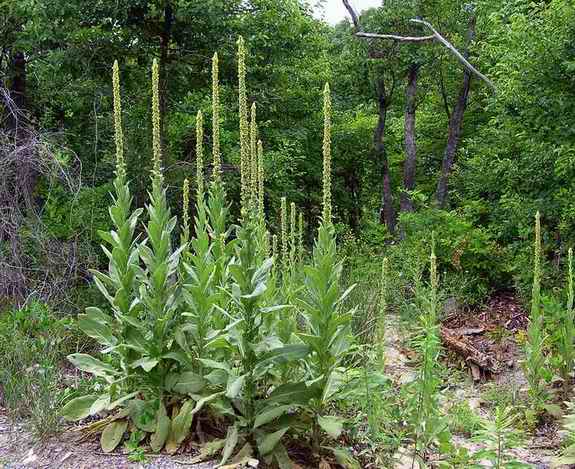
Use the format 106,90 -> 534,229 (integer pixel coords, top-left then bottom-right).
0,412 -> 217,469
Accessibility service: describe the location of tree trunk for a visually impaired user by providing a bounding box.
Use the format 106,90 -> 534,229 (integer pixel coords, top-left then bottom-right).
374,79 -> 396,233
401,64 -> 418,215
6,51 -> 26,132
436,16 -> 476,208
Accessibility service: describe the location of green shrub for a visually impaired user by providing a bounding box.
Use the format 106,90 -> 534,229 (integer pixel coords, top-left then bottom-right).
0,301 -> 81,438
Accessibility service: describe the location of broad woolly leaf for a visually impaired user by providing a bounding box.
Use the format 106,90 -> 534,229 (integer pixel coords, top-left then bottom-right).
273,443 -> 295,469
85,307 -> 112,324
100,419 -> 128,453
254,405 -> 293,429
205,369 -> 228,386
169,400 -> 195,450
258,427 -> 289,455
256,345 -> 310,372
130,357 -> 159,372
78,315 -> 117,346
199,358 -> 230,371
167,371 -> 206,395
267,382 -> 319,406
150,404 -> 171,452
317,415 -> 344,439
128,399 -> 157,432
322,369 -> 345,403
241,281 -> 267,299
61,394 -> 99,421
68,354 -> 118,378
220,425 -> 239,466
225,374 -> 246,399
191,391 -> 226,415
107,391 -> 140,411
89,393 -> 111,415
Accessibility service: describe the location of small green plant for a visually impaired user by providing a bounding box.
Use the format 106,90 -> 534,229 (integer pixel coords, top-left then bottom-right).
0,301 -> 79,438
447,401 -> 482,437
473,406 -> 528,468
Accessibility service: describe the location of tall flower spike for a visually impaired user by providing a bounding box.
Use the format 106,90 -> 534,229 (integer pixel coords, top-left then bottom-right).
250,102 -> 258,201
151,59 -> 162,184
238,36 -> 249,208
182,178 -> 190,241
322,83 -> 332,225
280,197 -> 288,270
298,212 -> 304,261
272,234 -> 278,260
257,140 -> 264,220
430,236 -> 438,321
532,211 -> 541,317
196,110 -> 204,198
112,60 -> 126,181
290,202 -> 296,268
212,53 -> 221,183
569,247 -> 574,311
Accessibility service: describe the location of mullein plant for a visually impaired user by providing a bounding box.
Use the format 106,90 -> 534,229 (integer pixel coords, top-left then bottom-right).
62,60 -> 194,454
552,248 -> 575,397
409,241 -> 449,467
524,211 -> 549,406
296,83 -> 357,459
179,110 -> 223,376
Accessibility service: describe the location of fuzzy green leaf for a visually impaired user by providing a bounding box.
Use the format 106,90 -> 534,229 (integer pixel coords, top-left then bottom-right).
61,394 -> 99,421
225,374 -> 246,399
258,427 -> 289,455
254,405 -> 292,429
78,315 -> 117,346
220,425 -> 239,466
166,371 -> 205,395
317,415 -> 344,439
100,419 -> 128,453
68,354 -> 118,378
150,404 -> 171,452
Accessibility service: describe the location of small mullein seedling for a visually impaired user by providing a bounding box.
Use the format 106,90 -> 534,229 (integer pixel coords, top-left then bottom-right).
473,406 -> 528,468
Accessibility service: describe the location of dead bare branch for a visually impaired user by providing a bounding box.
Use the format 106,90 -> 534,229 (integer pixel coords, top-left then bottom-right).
410,18 -> 496,92
356,32 -> 435,43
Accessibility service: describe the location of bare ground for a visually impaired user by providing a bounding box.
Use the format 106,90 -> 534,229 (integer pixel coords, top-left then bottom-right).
0,411 -> 217,469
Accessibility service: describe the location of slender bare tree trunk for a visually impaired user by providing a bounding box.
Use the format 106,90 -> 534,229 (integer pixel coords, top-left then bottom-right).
401,63 -> 418,214
436,16 -> 476,208
374,79 -> 396,233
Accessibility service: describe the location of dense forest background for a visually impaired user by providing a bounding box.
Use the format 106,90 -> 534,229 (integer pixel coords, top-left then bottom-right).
2,0 -> 574,309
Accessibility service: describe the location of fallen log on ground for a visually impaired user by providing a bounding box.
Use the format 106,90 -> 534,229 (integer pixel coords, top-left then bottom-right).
440,326 -> 501,381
